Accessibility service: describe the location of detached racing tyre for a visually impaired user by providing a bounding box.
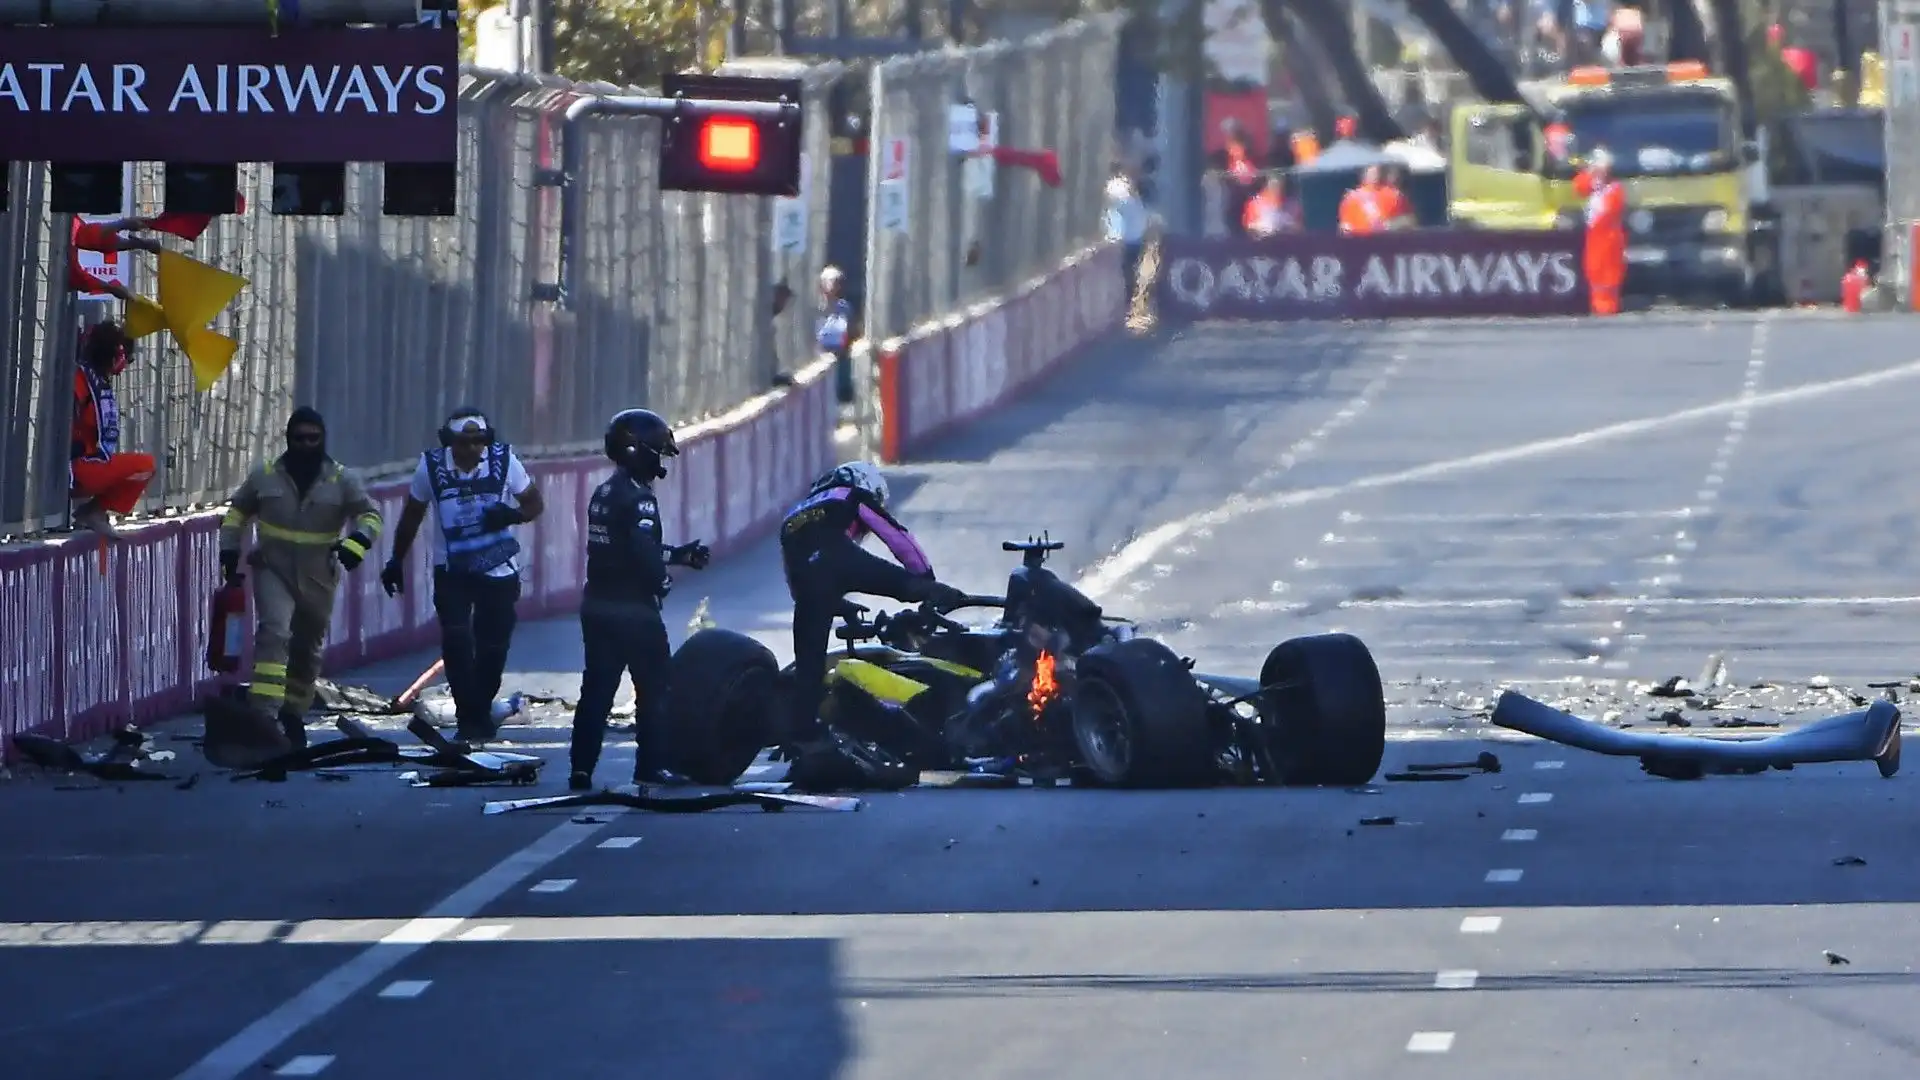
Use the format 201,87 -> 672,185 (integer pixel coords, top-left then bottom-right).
1259,633 -> 1387,786
1071,638 -> 1213,787
664,629 -> 782,786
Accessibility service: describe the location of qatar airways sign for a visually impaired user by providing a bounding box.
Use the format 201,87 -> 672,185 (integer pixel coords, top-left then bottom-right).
0,27 -> 456,163
1154,231 -> 1590,322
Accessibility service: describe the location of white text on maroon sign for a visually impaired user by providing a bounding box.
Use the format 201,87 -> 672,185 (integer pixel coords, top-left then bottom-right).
0,63 -> 450,115
1165,249 -> 1579,310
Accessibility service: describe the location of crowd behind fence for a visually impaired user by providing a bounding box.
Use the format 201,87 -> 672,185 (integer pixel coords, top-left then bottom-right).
0,62 -> 843,540
864,13 -> 1123,342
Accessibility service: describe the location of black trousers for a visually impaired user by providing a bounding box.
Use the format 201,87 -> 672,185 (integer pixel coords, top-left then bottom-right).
569,597 -> 671,778
432,568 -> 521,735
783,539 -> 935,743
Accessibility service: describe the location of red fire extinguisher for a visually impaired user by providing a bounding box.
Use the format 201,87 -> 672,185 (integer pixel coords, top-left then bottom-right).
1841,261 -> 1870,313
206,577 -> 248,674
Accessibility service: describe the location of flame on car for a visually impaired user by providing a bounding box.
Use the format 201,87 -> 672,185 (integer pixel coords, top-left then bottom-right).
1028,649 -> 1059,720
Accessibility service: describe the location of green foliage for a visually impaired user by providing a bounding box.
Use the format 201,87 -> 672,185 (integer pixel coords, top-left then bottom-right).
459,0 -> 723,87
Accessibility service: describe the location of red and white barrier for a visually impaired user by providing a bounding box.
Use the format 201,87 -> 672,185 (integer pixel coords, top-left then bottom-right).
876,243 -> 1125,461
1,239 -> 1125,759
0,355 -> 839,758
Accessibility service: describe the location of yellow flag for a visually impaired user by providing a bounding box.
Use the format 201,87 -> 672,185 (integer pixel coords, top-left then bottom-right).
156,249 -> 247,332
124,295 -> 167,340
176,325 -> 240,392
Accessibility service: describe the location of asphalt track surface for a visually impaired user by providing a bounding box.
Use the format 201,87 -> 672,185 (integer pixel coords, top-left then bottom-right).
9,310 -> 1920,1080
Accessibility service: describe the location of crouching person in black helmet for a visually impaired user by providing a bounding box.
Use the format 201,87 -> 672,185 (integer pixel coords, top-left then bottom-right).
779,460 -> 967,791
567,408 -> 712,791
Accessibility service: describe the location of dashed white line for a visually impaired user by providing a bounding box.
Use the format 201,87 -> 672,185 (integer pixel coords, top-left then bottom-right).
272,1058 -> 335,1077
1434,970 -> 1479,990
377,981 -> 432,1000
1407,1031 -> 1456,1053
529,878 -> 577,894
170,813 -> 620,1080
1076,350 -> 1413,600
1460,916 -> 1503,934
597,836 -> 642,849
1485,869 -> 1525,884
1533,760 -> 1564,770
1502,828 -> 1539,842
1517,792 -> 1554,805
455,924 -> 511,942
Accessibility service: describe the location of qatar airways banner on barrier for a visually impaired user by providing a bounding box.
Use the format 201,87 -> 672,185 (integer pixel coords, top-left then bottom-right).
0,25 -> 457,163
1153,230 -> 1589,323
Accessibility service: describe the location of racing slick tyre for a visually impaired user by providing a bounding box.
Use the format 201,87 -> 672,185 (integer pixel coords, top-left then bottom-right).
1259,633 -> 1387,786
663,629 -> 782,786
1070,638 -> 1214,787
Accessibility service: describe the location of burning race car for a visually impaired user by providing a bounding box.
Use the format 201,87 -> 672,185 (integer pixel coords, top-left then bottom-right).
661,536 -> 1388,791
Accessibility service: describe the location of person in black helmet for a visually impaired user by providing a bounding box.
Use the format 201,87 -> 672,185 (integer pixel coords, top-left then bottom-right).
567,408 -> 712,791
778,459 -> 968,791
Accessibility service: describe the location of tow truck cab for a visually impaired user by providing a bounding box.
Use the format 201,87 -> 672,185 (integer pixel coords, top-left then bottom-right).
1449,61 -> 1780,304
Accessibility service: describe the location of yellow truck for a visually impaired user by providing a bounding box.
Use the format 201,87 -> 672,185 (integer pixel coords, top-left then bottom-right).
1449,61 -> 1782,306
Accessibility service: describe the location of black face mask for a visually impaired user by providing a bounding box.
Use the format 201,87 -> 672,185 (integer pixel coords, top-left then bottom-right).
284,431 -> 328,490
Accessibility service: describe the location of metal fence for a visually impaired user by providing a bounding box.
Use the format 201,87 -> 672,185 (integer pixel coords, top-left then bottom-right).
1882,0 -> 1918,296
0,62 -> 843,539
863,13 -> 1123,342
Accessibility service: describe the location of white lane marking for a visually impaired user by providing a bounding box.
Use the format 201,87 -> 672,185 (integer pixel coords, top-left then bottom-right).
1460,916 -> 1503,934
170,814 -> 621,1080
529,879 -> 577,894
1534,760 -> 1565,770
456,924 -> 512,942
1211,593 -> 1920,615
1610,317 -> 1770,655
1434,970 -> 1479,990
1518,792 -> 1553,805
1076,352 -> 1411,599
597,836 -> 642,849
1338,509 -> 1691,525
378,918 -> 462,945
1502,829 -> 1539,842
1075,355 -> 1920,601
1407,1032 -> 1456,1053
271,1058 -> 335,1077
1485,869 -> 1525,884
377,981 -> 431,1000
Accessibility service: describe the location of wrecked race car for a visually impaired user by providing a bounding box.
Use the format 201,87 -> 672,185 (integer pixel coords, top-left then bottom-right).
660,535 -> 1389,790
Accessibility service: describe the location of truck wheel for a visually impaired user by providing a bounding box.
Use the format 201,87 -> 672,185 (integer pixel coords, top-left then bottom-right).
664,629 -> 782,786
1259,633 -> 1387,786
1070,638 -> 1214,787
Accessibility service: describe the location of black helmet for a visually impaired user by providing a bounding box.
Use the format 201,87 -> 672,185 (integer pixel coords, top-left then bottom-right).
605,408 -> 678,479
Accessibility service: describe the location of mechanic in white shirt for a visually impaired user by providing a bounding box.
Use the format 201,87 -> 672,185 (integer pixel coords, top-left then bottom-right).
380,408 -> 545,742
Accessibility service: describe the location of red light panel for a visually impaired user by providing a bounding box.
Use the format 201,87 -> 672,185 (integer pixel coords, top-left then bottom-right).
698,118 -> 761,173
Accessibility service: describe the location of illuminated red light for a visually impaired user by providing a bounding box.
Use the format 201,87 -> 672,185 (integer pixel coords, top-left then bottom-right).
698,117 -> 761,173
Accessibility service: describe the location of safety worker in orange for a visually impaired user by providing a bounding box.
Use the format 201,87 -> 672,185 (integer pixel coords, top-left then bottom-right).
1375,165 -> 1417,230
208,407 -> 383,763
1574,148 -> 1628,315
1242,173 -> 1298,237
1338,165 -> 1391,235
1290,127 -> 1321,165
69,322 -> 155,538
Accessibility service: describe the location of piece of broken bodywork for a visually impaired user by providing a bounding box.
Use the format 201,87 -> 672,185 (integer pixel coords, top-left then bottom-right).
1490,691 -> 1901,781
10,729 -> 174,782
1405,752 -> 1501,774
482,789 -> 864,816
213,716 -> 542,785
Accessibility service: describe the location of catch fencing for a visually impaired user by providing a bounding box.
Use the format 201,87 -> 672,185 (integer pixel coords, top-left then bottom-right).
863,13 -> 1122,342
0,62 -> 843,539
1882,1 -> 1919,298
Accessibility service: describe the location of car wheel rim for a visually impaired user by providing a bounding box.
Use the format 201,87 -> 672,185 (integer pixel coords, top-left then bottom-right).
1074,680 -> 1131,776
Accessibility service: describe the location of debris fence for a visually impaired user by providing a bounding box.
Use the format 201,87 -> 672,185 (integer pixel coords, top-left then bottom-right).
863,13 -> 1122,342
0,63 -> 843,539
